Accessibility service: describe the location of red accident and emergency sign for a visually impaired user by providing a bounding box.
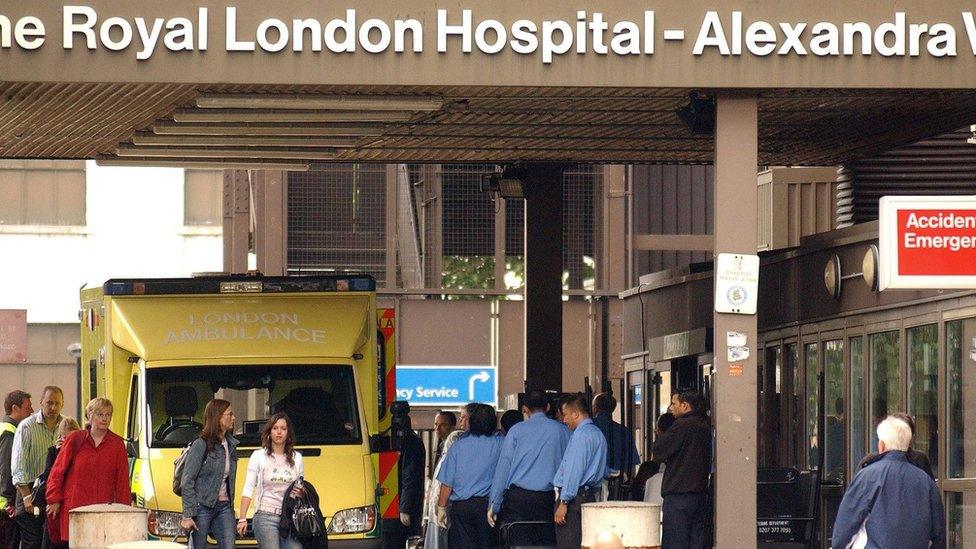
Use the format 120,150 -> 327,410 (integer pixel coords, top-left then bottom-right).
880,196 -> 976,289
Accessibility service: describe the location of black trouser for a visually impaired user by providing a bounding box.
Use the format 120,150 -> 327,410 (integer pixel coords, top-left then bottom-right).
554,487 -> 596,549
40,524 -> 66,549
14,513 -> 43,549
661,492 -> 707,549
448,496 -> 493,549
500,485 -> 556,546
0,511 -> 20,549
383,516 -> 420,549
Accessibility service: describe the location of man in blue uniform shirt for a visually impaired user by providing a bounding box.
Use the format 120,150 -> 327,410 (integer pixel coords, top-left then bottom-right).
552,393 -> 608,549
832,415 -> 945,549
488,390 -> 570,546
436,403 -> 504,549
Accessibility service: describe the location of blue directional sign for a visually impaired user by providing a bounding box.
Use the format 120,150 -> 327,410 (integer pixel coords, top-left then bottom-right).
395,365 -> 497,407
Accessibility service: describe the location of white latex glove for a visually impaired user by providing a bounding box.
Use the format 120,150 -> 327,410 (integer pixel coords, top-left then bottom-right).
400,513 -> 411,526
486,509 -> 496,528
435,506 -> 449,529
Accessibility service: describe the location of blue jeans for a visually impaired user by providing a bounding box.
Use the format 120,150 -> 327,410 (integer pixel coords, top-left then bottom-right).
253,511 -> 302,549
193,501 -> 236,549
661,492 -> 707,549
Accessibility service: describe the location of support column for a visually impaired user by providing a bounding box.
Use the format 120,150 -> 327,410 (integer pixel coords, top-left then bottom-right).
423,165 -> 444,288
713,95 -> 759,547
252,170 -> 287,276
385,165 -> 398,290
522,163 -> 564,393
494,197 -> 507,291
222,169 -> 249,273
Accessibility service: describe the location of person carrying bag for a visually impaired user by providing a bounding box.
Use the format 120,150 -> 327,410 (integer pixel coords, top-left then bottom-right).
238,413 -> 305,549
280,477 -> 327,549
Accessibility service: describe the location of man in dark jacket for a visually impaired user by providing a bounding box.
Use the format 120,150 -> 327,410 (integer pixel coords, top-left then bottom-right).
832,415 -> 945,549
592,393 -> 640,481
385,415 -> 425,548
651,391 -> 711,549
399,416 -> 425,532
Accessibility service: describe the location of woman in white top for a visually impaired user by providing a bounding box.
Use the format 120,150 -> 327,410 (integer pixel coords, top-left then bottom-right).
238,413 -> 305,549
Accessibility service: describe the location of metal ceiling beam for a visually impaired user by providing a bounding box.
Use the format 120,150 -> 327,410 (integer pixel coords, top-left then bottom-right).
152,122 -> 387,137
115,145 -> 337,160
172,109 -> 417,123
131,132 -> 364,148
95,155 -> 310,171
195,94 -> 445,112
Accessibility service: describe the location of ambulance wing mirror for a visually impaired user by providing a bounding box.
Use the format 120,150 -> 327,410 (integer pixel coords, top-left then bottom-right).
369,434 -> 391,453
125,439 -> 138,459
389,400 -> 411,452
369,401 -> 410,453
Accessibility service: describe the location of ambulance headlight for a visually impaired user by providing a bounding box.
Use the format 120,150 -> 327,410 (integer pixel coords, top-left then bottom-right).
327,505 -> 376,534
148,510 -> 183,537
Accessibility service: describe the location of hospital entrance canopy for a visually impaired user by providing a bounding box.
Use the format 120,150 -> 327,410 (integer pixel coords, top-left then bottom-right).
2,0 -> 976,168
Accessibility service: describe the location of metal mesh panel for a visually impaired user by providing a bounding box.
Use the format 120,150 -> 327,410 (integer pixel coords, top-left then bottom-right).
504,198 -> 525,291
504,165 -> 599,291
564,165 -> 599,290
287,163 -> 387,285
440,164 -> 496,289
286,163 -> 602,292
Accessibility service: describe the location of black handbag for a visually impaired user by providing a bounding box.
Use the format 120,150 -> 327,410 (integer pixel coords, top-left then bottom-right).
29,477 -> 47,512
290,479 -> 326,539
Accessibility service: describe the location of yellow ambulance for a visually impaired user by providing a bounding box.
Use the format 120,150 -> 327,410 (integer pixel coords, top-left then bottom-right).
79,275 -> 398,547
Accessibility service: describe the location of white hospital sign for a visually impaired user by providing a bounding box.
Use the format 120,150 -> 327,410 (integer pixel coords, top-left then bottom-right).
2,8 -> 976,64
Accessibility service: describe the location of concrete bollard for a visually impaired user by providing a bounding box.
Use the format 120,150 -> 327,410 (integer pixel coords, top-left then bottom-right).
581,501 -> 661,549
69,503 -> 148,548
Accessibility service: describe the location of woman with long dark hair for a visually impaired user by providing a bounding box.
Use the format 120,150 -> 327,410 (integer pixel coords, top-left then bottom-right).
180,399 -> 239,549
238,413 -> 305,548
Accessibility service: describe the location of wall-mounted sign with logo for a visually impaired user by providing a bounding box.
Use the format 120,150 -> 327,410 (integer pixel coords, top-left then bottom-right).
879,196 -> 976,289
0,309 -> 27,363
714,253 -> 760,314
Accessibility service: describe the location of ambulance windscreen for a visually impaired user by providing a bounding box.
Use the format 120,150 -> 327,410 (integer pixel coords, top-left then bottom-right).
145,364 -> 361,447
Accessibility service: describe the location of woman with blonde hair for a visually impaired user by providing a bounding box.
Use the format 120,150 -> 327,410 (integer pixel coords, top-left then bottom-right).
44,398 -> 130,547
35,417 -> 80,549
180,399 -> 239,549
238,413 -> 304,548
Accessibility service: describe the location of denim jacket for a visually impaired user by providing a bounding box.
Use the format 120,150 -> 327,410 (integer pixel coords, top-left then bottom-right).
181,435 -> 239,518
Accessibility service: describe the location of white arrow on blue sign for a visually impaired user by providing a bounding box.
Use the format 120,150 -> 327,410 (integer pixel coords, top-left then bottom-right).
395,365 -> 497,407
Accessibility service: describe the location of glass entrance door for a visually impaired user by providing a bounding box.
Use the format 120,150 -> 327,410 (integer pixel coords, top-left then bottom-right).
627,369 -> 645,461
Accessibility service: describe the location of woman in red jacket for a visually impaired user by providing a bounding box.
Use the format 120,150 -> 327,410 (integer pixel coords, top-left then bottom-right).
44,397 -> 130,545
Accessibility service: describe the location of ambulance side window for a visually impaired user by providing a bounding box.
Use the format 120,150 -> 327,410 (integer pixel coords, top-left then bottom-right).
127,376 -> 140,442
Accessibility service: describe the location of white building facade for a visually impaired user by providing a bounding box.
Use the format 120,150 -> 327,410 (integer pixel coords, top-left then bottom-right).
0,160 -> 222,415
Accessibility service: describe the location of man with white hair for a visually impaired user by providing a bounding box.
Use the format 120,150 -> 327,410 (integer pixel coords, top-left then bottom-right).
832,415 -> 945,549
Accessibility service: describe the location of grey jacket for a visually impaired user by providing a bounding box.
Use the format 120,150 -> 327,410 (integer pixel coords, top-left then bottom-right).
181,435 -> 239,518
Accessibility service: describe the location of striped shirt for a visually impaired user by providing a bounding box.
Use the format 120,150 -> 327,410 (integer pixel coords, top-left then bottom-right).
11,411 -> 62,486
